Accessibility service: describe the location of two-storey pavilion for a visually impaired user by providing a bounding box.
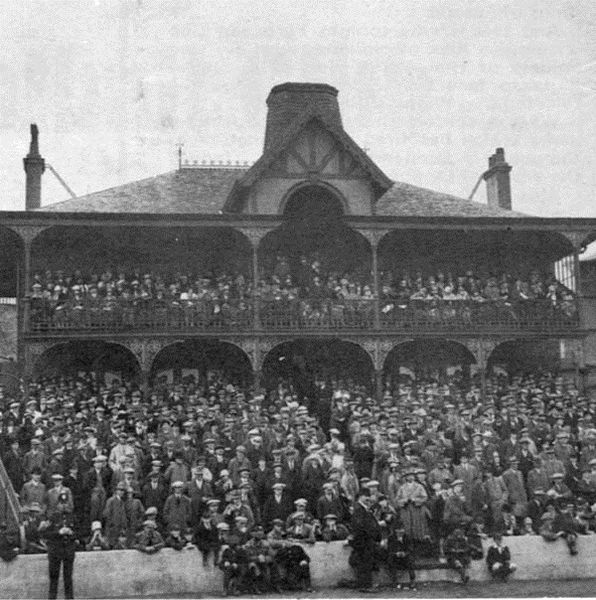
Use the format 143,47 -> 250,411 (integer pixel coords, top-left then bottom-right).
2,82 -> 596,397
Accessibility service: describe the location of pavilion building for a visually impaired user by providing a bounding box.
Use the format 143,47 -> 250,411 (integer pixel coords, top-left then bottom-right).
1,82 -> 595,395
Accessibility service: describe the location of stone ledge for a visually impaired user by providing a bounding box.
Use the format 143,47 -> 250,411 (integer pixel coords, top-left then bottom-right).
0,536 -> 593,599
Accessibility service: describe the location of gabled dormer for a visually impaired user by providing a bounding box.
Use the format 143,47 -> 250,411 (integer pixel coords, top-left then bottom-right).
225,82 -> 392,215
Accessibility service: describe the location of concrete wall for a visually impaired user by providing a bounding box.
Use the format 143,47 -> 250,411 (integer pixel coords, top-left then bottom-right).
0,536 -> 594,599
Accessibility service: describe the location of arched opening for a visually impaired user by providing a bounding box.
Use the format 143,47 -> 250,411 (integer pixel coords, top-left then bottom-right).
261,338 -> 374,396
487,339 -> 562,376
382,339 -> 476,387
150,340 -> 252,388
33,341 -> 141,383
281,184 -> 346,219
259,186 -> 372,326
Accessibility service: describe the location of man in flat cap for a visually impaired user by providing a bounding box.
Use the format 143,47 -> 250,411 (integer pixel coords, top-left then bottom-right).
262,482 -> 292,528
163,480 -> 191,532
134,519 -> 165,554
103,481 -> 128,547
47,474 -> 74,517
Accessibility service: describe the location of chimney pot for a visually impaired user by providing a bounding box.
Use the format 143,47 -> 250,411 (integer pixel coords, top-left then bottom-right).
483,147 -> 512,211
23,123 -> 45,210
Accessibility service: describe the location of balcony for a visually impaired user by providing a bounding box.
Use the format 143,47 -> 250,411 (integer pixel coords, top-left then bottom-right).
23,296 -> 580,336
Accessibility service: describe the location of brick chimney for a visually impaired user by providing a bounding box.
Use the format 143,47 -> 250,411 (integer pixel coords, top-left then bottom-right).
264,82 -> 341,151
23,124 -> 45,210
483,147 -> 512,210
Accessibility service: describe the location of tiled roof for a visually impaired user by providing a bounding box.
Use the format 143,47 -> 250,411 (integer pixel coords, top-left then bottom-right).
40,168 -> 529,219
376,181 -> 529,218
40,168 -> 246,214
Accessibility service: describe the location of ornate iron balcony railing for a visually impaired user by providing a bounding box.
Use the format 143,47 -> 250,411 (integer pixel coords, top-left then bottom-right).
23,297 -> 579,335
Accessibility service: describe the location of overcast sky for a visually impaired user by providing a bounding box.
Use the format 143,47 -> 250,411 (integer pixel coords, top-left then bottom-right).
1,0 -> 595,216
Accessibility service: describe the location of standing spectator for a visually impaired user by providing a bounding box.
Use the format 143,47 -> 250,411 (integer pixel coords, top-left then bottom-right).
4,438 -> 25,492
41,509 -> 77,600
350,491 -> 382,592
163,481 -> 192,532
502,457 -> 527,526
103,482 -> 128,547
20,467 -> 46,510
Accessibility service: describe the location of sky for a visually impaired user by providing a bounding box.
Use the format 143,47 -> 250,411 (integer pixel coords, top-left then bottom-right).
0,0 -> 595,216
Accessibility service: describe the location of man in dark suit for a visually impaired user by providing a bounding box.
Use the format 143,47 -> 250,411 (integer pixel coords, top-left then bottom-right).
262,482 -> 293,528
3,438 -> 25,492
143,467 -> 168,507
350,490 -> 382,592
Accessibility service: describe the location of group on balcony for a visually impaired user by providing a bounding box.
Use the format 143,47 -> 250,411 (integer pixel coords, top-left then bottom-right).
379,268 -> 577,329
26,259 -> 577,332
29,269 -> 253,331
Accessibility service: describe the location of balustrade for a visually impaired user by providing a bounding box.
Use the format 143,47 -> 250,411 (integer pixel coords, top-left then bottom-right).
23,296 -> 579,335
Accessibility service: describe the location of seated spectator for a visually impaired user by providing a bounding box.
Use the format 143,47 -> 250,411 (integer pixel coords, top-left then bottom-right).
22,503 -> 47,554
134,520 -> 165,554
486,532 -> 516,581
85,521 -> 110,551
444,527 -> 473,584
320,513 -> 349,542
553,502 -> 579,555
165,525 -> 186,551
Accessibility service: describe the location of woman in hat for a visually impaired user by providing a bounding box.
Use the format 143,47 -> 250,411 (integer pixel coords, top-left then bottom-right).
395,468 -> 431,544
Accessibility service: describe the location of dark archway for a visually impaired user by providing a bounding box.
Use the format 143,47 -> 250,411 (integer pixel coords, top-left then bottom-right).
280,183 -> 347,219
150,340 -> 252,387
260,185 -> 371,294
33,341 -> 141,382
383,339 -> 476,386
487,339 -> 561,375
261,338 -> 374,395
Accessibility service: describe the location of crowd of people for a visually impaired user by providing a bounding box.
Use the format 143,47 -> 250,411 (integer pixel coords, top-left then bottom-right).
28,260 -> 576,331
28,269 -> 253,330
0,366 -> 593,592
